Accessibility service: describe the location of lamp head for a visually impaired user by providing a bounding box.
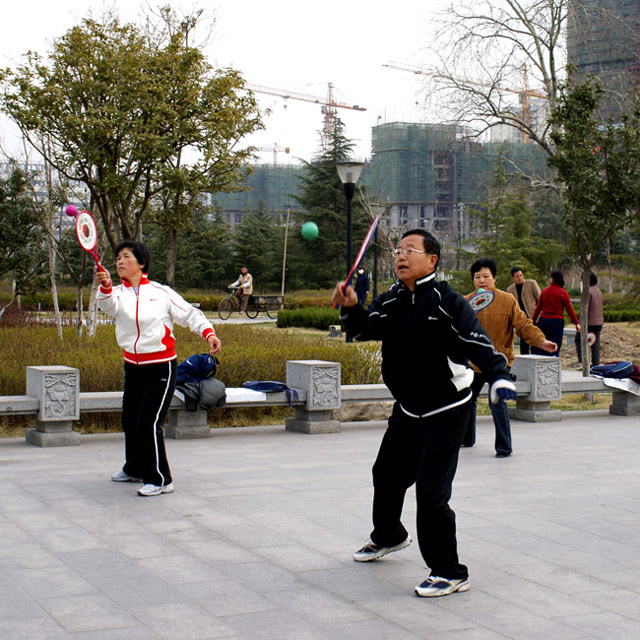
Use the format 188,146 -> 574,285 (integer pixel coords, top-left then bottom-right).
336,161 -> 364,185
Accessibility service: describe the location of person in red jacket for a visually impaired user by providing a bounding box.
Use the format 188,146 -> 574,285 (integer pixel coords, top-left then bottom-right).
531,271 -> 580,357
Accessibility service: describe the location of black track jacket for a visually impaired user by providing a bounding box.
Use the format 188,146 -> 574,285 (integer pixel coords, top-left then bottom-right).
340,272 -> 511,418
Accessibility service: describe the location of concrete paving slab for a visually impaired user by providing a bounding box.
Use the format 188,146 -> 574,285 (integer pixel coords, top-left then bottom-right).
134,601 -> 236,639
37,592 -> 138,633
70,628 -> 162,640
0,410 -> 638,639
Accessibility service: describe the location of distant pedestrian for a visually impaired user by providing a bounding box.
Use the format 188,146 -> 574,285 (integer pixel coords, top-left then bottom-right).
354,267 -> 370,306
575,273 -> 604,366
531,271 -> 580,358
506,266 -> 541,355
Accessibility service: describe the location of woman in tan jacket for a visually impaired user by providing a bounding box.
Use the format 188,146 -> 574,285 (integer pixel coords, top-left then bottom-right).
463,258 -> 557,456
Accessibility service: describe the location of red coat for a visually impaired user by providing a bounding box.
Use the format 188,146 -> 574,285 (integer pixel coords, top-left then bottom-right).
532,283 -> 579,325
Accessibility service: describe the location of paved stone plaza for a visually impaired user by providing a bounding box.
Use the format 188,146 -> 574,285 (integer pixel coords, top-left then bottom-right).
0,411 -> 639,639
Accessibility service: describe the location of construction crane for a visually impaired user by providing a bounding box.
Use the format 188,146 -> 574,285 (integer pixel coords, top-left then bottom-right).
254,143 -> 291,165
247,82 -> 366,151
383,61 -> 547,143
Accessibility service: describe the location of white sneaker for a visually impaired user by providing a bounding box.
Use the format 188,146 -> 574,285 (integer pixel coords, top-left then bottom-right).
111,469 -> 143,483
414,576 -> 470,597
137,483 -> 174,497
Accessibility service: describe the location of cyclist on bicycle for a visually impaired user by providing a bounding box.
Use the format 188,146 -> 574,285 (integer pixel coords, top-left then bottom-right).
228,267 -> 253,313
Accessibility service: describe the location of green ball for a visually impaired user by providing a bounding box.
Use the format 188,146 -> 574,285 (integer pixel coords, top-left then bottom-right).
301,221 -> 319,240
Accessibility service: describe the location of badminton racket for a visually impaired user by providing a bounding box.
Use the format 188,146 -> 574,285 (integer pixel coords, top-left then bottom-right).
66,206 -> 105,272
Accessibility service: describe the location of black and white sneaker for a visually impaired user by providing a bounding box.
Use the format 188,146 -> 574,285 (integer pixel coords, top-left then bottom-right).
414,575 -> 470,597
353,536 -> 412,562
111,469 -> 143,483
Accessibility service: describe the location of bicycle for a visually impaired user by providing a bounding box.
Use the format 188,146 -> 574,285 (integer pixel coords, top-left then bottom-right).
217,287 -> 281,320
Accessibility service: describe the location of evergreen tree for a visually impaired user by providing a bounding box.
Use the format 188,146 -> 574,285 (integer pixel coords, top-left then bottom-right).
530,189 -> 570,249
202,206 -> 236,289
0,169 -> 47,318
232,202 -> 282,291
292,119 -> 368,288
173,205 -> 233,290
144,203 -> 236,291
462,160 -> 563,291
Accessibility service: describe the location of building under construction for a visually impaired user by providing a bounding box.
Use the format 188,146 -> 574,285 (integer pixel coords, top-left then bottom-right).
568,0 -> 640,122
211,163 -> 304,230
211,122 -> 551,246
369,122 -> 551,245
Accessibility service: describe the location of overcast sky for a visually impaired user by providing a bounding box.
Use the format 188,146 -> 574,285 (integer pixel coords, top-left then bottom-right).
0,0 -> 442,164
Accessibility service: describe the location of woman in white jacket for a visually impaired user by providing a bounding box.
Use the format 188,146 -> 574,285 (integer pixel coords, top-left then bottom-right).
96,240 -> 221,496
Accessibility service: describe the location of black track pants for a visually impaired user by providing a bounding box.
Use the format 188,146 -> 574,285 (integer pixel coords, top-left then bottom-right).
121,359 -> 176,486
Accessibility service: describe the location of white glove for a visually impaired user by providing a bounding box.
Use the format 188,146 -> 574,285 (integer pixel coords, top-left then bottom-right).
489,379 -> 517,404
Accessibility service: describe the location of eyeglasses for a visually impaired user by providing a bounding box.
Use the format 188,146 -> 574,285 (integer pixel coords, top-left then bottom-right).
392,247 -> 426,257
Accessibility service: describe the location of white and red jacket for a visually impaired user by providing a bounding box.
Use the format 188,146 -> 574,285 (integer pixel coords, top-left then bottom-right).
97,276 -> 215,365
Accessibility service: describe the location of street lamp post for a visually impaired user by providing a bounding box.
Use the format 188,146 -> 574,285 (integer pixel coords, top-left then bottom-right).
336,161 -> 364,272
337,161 -> 364,344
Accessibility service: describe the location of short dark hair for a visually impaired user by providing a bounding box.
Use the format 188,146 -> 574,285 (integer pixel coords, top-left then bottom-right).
550,270 -> 564,287
511,266 -> 523,276
401,228 -> 440,266
470,257 -> 497,279
590,272 -> 598,286
114,240 -> 150,273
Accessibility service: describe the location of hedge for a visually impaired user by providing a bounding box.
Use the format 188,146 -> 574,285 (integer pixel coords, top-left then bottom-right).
0,323 -> 382,434
276,307 -> 341,330
0,324 -> 380,396
603,308 -> 640,322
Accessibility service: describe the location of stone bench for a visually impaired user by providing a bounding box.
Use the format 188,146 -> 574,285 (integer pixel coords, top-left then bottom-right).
4,357 -> 638,447
341,380 -> 532,403
510,355 -> 640,421
0,396 -> 40,415
24,366 -> 81,447
11,361 -> 342,446
339,358 -> 638,424
167,360 -> 342,438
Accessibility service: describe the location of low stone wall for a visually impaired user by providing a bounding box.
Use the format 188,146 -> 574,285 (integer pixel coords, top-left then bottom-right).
2,356 -> 638,448
335,401 -> 394,422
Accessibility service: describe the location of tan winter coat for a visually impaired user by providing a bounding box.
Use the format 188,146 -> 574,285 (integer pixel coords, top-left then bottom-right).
506,278 -> 541,318
465,287 -> 546,370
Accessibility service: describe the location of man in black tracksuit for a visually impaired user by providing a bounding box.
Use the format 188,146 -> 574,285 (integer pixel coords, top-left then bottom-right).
332,229 -> 516,598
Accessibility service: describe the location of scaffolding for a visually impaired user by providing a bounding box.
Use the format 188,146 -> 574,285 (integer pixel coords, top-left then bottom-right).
209,124 -> 552,242
369,122 -> 552,243
567,0 -> 640,122
213,163 -> 303,224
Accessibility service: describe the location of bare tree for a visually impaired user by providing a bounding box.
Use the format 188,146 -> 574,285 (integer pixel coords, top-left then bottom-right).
424,1 -> 640,159
423,0 -> 568,166
20,141 -> 65,339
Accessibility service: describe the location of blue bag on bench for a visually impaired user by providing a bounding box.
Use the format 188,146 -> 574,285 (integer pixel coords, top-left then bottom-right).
176,354 -> 224,411
241,381 -> 299,406
177,354 -> 218,384
590,361 -> 634,379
